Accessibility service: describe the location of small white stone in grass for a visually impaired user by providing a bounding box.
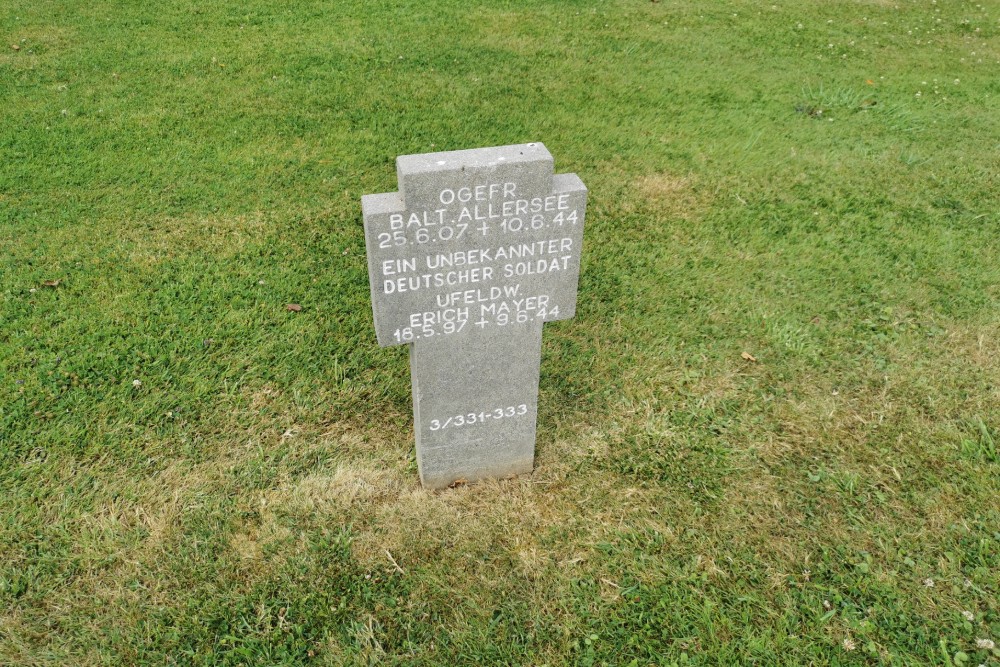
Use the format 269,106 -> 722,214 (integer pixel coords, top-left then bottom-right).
923,578 -> 934,587
962,610 -> 975,621
132,379 -> 142,388
976,639 -> 995,650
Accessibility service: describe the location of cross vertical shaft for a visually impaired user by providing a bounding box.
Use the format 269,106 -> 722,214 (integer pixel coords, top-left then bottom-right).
410,322 -> 542,487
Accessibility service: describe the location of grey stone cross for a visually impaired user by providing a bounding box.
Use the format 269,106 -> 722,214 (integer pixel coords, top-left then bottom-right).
361,143 -> 587,489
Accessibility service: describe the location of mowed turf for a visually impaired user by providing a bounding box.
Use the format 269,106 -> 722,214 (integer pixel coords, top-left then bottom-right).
2,0 -> 999,664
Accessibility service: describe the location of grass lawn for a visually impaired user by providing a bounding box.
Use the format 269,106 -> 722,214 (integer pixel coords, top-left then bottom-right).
2,0 -> 999,664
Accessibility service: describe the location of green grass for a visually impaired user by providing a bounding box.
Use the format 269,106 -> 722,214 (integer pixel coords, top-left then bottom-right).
2,0 -> 999,664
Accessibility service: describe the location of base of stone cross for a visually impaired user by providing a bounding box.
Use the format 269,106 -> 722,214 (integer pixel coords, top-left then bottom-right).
409,322 -> 544,489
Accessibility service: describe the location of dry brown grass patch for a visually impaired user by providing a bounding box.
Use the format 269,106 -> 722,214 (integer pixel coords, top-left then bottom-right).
119,212 -> 270,265
757,376 -> 897,466
133,460 -> 222,553
711,461 -> 835,582
343,454 -> 640,591
943,321 -> 1000,374
1,27 -> 77,70
261,463 -> 406,520
635,172 -> 707,221
470,10 -> 550,55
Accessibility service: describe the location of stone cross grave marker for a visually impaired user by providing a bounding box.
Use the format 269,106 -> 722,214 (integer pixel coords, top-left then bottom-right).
362,143 -> 587,489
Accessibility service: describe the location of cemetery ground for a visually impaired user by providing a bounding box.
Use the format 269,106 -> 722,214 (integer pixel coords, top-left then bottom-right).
1,0 -> 998,664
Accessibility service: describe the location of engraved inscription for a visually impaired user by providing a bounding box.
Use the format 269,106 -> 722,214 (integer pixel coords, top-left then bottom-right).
428,404 -> 530,432
365,175 -> 586,347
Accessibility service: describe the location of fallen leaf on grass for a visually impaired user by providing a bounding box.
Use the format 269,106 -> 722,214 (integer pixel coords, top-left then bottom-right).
448,478 -> 468,489
11,44 -> 21,51
285,303 -> 302,312
41,279 -> 61,288
741,352 -> 757,363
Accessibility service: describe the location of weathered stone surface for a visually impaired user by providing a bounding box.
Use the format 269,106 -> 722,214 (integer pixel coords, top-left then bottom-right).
362,143 -> 587,489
